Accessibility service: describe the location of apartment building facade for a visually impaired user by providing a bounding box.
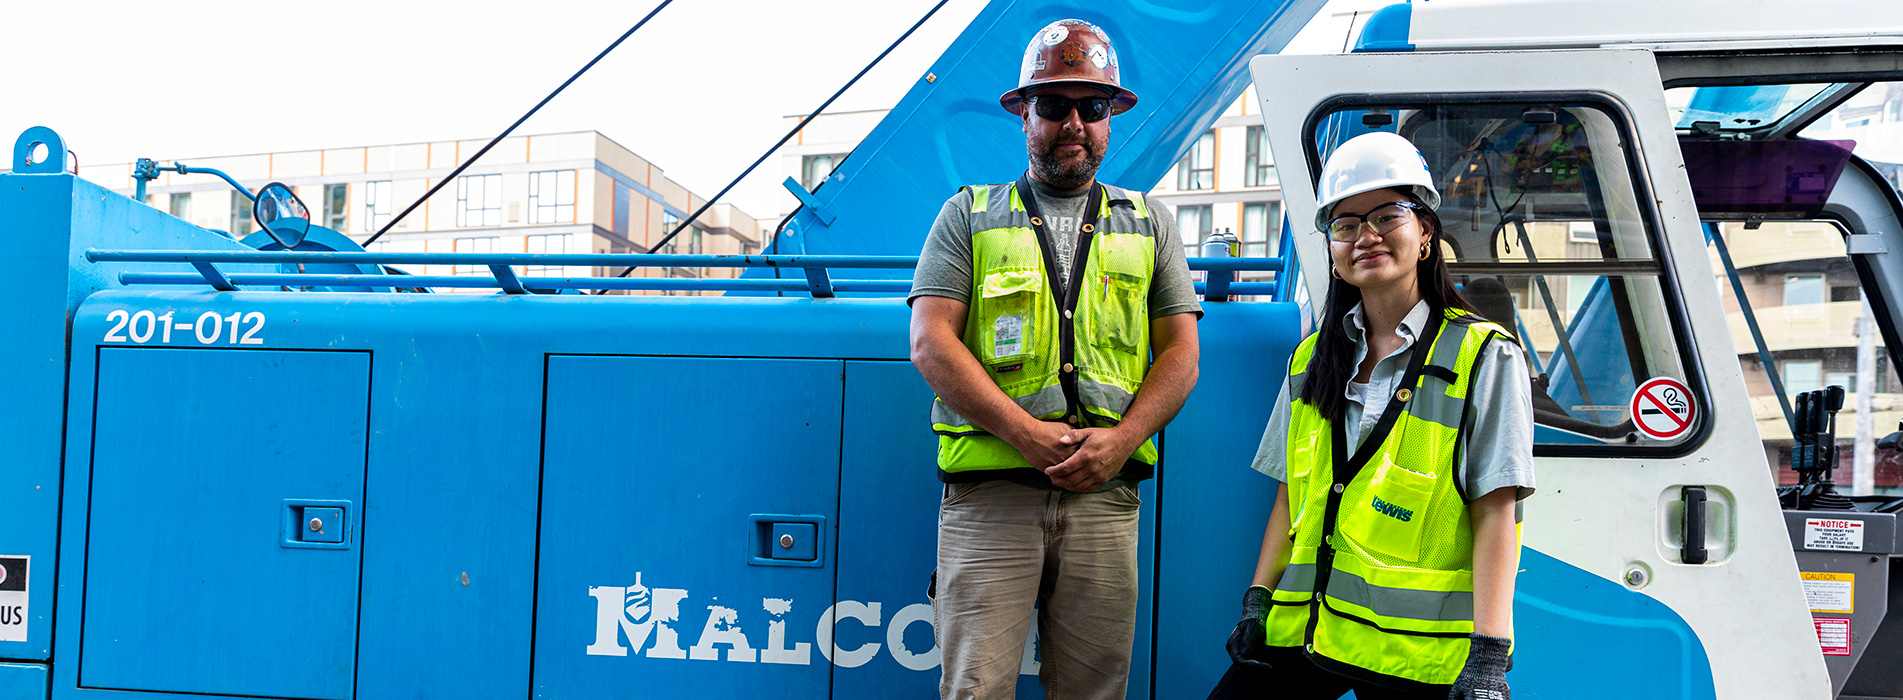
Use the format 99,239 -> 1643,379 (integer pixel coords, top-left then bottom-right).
82,131 -> 762,292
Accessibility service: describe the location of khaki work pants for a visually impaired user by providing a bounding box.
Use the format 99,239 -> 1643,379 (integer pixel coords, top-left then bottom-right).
934,479 -> 1141,700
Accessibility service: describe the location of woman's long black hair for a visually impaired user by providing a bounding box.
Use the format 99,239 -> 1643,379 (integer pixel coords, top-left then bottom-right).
1297,189 -> 1476,422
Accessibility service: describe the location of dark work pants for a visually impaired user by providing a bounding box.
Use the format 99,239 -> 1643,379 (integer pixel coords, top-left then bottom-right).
1206,646 -> 1447,700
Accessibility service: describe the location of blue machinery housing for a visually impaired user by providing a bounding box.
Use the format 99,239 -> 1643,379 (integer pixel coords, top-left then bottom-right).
1,146 -> 1714,700
0,1 -> 1719,698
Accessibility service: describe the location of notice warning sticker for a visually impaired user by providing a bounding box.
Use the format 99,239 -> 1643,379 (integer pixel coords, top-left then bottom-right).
1805,518 -> 1866,552
1816,617 -> 1853,656
0,556 -> 25,643
1802,572 -> 1856,614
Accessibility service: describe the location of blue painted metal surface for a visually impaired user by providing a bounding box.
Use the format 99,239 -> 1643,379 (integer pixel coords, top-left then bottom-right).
0,664 -> 47,700
80,348 -> 367,698
1354,2 -> 1415,52
757,0 -> 1328,270
1515,549 -> 1717,700
0,157 -> 274,667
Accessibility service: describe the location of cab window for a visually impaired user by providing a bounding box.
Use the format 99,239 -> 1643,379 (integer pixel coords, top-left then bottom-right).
1310,99 -> 1704,454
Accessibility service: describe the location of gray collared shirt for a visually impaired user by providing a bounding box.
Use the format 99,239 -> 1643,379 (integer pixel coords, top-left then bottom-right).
1250,300 -> 1535,501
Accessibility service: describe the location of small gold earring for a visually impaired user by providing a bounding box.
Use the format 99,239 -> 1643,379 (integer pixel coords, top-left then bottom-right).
1330,265 -> 1341,279
1420,243 -> 1431,260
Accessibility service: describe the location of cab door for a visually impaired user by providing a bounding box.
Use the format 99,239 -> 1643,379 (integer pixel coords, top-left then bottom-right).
1250,49 -> 1829,700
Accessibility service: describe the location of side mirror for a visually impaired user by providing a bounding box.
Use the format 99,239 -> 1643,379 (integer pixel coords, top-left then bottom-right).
253,182 -> 312,249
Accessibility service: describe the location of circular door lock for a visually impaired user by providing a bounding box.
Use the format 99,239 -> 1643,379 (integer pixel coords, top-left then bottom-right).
309,517 -> 324,532
780,534 -> 795,549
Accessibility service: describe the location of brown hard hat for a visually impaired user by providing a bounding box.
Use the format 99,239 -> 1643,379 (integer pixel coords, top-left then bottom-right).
1000,19 -> 1138,117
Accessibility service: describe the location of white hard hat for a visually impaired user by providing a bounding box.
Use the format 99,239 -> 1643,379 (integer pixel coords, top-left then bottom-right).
1313,132 -> 1440,233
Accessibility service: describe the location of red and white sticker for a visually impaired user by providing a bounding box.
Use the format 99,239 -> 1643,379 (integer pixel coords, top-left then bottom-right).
1816,617 -> 1853,656
1630,377 -> 1695,440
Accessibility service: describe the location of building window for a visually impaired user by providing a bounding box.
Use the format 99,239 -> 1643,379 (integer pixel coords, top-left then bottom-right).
1827,370 -> 1857,392
658,212 -> 680,249
454,236 -> 497,275
1177,131 -> 1215,190
1784,359 -> 1823,395
1241,202 -> 1278,257
1244,126 -> 1276,187
1784,274 -> 1824,306
664,227 -> 703,255
323,184 -> 348,231
1178,204 -> 1213,258
363,180 -> 392,232
229,191 -> 254,237
526,233 -> 571,276
530,170 -> 576,224
457,174 -> 502,227
1831,285 -> 1860,303
801,154 -> 846,191
169,193 -> 192,221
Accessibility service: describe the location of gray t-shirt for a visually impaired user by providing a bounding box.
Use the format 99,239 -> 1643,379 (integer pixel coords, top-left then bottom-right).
909,176 -> 1202,490
1249,300 -> 1535,502
908,177 -> 1202,319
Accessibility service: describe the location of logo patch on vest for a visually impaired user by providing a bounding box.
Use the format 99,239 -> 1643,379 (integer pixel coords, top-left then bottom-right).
993,314 -> 1025,358
1370,495 -> 1414,522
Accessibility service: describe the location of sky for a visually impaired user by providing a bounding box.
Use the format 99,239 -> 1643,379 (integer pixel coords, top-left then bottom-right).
3,0 -> 1390,220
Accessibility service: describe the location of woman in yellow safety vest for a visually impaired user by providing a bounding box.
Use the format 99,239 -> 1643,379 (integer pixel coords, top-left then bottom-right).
1209,131 -> 1534,700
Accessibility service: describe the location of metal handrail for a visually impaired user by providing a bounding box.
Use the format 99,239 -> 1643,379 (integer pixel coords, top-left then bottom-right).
85,248 -> 1285,298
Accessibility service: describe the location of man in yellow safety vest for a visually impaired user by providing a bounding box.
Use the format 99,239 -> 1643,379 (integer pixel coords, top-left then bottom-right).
907,17 -> 1203,700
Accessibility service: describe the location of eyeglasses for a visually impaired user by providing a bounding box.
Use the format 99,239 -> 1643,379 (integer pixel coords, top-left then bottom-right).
1324,201 -> 1423,242
1027,94 -> 1112,123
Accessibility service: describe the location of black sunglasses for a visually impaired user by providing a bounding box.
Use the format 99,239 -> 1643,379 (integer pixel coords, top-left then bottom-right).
1027,94 -> 1112,123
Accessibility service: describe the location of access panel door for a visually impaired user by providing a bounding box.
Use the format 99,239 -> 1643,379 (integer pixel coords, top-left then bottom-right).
80,348 -> 370,699
1251,49 -> 1827,699
534,356 -> 841,699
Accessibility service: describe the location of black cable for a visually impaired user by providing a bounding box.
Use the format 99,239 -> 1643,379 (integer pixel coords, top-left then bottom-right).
612,0 -> 953,285
363,0 -> 675,246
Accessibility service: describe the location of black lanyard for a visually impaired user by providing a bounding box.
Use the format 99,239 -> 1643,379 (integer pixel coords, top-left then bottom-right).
1016,173 -> 1104,425
1304,310 -> 1445,644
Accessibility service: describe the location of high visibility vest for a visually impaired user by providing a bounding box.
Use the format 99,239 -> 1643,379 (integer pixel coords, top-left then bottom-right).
928,177 -> 1161,481
1262,308 -> 1520,690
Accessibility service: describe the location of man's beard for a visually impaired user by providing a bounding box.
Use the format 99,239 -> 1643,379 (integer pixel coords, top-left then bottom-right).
1028,134 -> 1104,190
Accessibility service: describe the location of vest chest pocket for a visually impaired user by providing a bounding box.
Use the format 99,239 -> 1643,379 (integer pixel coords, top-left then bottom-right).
1339,456 -> 1436,563
978,269 -> 1044,366
1086,240 -> 1151,357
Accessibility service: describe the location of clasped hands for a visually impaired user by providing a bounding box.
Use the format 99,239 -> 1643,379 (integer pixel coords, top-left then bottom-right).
1013,419 -> 1138,492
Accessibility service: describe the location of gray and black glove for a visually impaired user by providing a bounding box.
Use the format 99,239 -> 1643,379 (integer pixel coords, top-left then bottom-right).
1224,585 -> 1273,669
1448,633 -> 1512,700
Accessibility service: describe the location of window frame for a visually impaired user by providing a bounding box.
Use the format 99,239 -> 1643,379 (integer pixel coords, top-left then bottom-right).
1244,126 -> 1277,188
529,170 -> 576,224
456,173 -> 503,228
363,180 -> 392,233
322,184 -> 348,232
1177,131 -> 1216,191
228,191 -> 254,237
1301,91 -> 1714,458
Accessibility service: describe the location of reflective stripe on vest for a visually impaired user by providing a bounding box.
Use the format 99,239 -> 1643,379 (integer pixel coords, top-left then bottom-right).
1263,309 -> 1519,689
930,180 -> 1160,479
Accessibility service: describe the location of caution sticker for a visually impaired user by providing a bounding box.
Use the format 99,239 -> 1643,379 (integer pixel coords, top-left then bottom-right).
1805,518 -> 1866,552
1629,377 -> 1695,440
1802,572 -> 1855,613
1816,617 -> 1853,656
0,556 -> 26,642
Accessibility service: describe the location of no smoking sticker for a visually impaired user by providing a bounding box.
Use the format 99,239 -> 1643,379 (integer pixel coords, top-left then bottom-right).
1630,377 -> 1695,440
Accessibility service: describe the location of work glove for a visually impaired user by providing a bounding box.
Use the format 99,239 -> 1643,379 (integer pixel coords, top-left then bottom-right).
1447,634 -> 1512,700
1224,585 -> 1273,670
